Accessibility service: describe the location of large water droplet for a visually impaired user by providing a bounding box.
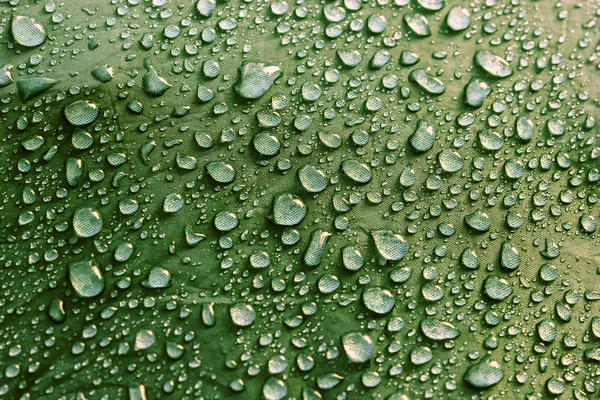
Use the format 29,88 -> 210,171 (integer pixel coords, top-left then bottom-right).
68,257 -> 104,298
72,207 -> 103,238
464,356 -> 504,388
235,62 -> 282,99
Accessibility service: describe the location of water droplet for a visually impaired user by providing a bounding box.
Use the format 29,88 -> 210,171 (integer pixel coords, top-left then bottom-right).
341,159 -> 372,184
438,149 -> 464,172
409,68 -> 445,95
298,165 -> 328,193
196,0 -> 216,17
64,100 -> 99,126
303,229 -> 332,267
446,6 -> 471,31
404,13 -> 431,37
134,330 -> 156,351
371,230 -> 408,261
474,50 -> 513,78
12,16 -> 46,47
72,207 -> 103,238
16,77 -> 57,101
464,210 -> 491,232
163,193 -> 184,213
342,332 -> 374,363
271,193 -> 307,226
409,120 -> 435,152
142,267 -> 171,289
235,62 -> 282,99
230,303 -> 256,327
362,286 -> 395,314
420,317 -> 460,340
484,276 -> 512,301
464,77 -> 491,108
464,356 -> 504,388
206,161 -> 236,184
68,257 -> 104,298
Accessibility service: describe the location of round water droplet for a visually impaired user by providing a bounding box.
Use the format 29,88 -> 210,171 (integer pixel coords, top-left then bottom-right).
504,159 -> 525,179
230,303 -> 256,327
410,346 -> 433,365
143,267 -> 171,289
438,149 -> 463,172
342,246 -> 364,271
537,319 -> 557,343
68,257 -> 104,298
417,0 -> 444,10
367,14 -> 387,33
337,50 -> 362,68
263,378 -> 287,400
464,356 -> 504,388
196,0 -> 216,17
214,211 -> 239,232
298,165 -> 328,193
12,16 -> 46,47
484,276 -> 512,301
446,6 -> 471,31
301,82 -> 322,101
206,161 -> 236,184
72,207 -> 103,238
113,242 -> 134,262
342,332 -> 374,363
253,132 -> 280,156
464,210 -> 491,232
362,286 -> 395,314
64,100 -> 99,126
272,193 -> 307,226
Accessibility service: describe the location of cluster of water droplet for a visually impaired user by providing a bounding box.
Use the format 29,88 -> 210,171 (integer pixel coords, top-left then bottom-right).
0,0 -> 599,399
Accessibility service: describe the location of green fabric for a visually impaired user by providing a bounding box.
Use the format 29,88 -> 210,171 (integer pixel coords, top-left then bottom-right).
0,0 -> 598,399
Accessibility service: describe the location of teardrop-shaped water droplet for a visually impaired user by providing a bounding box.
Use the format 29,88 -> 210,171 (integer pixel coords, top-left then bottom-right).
303,229 -> 332,267
17,77 -> 57,101
409,120 -> 435,152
